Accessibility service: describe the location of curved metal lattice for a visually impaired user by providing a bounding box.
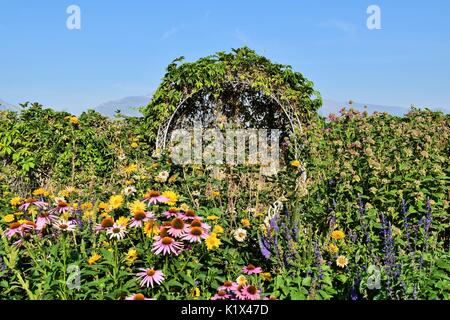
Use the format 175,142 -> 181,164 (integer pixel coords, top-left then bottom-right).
155,82 -> 303,158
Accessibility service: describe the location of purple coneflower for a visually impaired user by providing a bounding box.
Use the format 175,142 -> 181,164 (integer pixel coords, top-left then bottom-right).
106,223 -> 127,240
49,199 -> 71,214
162,208 -> 182,219
95,217 -> 114,233
182,227 -> 208,243
53,219 -> 76,233
5,222 -> 23,239
152,236 -> 183,255
242,264 -> 262,275
36,212 -> 57,231
136,268 -> 165,288
218,281 -> 237,292
181,210 -> 203,221
233,285 -> 247,300
189,219 -> 210,231
242,285 -> 261,300
129,210 -> 154,228
211,291 -> 231,300
167,218 -> 189,237
19,198 -> 47,211
142,190 -> 169,205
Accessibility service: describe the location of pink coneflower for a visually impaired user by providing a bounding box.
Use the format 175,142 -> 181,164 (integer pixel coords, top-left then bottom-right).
181,210 -> 203,221
19,198 -> 47,211
181,226 -> 208,243
211,290 -> 231,300
142,190 -> 169,205
242,285 -> 261,300
218,281 -> 238,292
36,212 -> 57,231
189,219 -> 210,231
152,236 -> 183,255
125,293 -> 153,300
162,208 -> 182,219
95,217 -> 114,233
136,268 -> 165,288
167,218 -> 189,237
5,222 -> 23,239
129,210 -> 154,228
49,199 -> 71,214
106,223 -> 127,240
242,264 -> 262,275
233,284 -> 247,300
53,219 -> 76,232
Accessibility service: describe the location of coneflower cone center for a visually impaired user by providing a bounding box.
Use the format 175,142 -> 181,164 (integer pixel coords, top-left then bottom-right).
224,281 -> 232,287
247,286 -> 257,295
148,191 -> 160,197
134,293 -> 145,300
191,227 -> 203,236
101,218 -> 114,228
26,198 -> 37,203
146,269 -> 156,277
247,264 -> 255,270
60,224 -> 68,230
171,218 -> 184,229
162,237 -> 174,245
134,211 -> 146,220
112,227 -> 121,233
10,222 -> 21,229
191,219 -> 202,228
218,291 -> 226,296
185,210 -> 196,217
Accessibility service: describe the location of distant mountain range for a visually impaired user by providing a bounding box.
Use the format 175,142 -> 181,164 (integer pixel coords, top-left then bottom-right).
91,96 -> 419,118
1,96 -> 448,117
93,95 -> 151,117
320,99 -> 411,117
0,99 -> 18,111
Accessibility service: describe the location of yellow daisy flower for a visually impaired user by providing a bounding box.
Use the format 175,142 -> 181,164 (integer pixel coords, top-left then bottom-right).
327,243 -> 339,254
117,216 -> 129,227
211,191 -> 220,198
129,200 -> 146,214
205,233 -> 221,250
213,225 -> 224,234
241,219 -> 251,228
123,164 -> 138,175
331,230 -> 345,240
10,197 -> 21,206
108,195 -> 124,210
236,275 -> 247,286
32,188 -> 48,196
3,214 -> 15,223
291,160 -> 301,167
125,248 -> 138,265
70,116 -> 79,125
162,190 -> 178,206
81,202 -> 93,210
260,272 -> 272,281
88,253 -> 102,265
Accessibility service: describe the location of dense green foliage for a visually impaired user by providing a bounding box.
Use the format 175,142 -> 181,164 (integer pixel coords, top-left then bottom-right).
143,47 -> 322,143
0,49 -> 448,300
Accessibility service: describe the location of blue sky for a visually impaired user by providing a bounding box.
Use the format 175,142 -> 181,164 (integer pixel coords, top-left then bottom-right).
1,0 -> 449,113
